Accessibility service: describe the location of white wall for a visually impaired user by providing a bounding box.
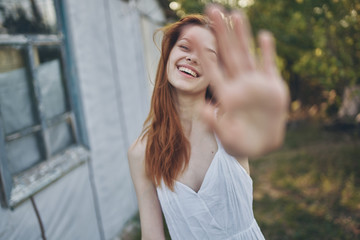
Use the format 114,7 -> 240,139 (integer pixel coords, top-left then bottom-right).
137,0 -> 165,90
0,199 -> 41,239
65,0 -> 164,238
65,0 -> 133,238
0,0 -> 164,239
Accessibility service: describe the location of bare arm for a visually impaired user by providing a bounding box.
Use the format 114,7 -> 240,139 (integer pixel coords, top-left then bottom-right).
128,139 -> 166,240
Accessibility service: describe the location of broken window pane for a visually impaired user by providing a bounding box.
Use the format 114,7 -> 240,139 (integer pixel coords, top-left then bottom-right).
36,45 -> 68,120
0,46 -> 38,135
0,0 -> 58,35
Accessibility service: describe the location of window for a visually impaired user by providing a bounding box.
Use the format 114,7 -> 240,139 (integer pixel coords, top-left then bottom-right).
0,0 -> 88,208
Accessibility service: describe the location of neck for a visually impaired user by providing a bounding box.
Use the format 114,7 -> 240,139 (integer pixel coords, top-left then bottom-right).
174,91 -> 206,135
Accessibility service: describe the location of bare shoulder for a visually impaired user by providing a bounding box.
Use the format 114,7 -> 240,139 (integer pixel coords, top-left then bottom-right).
128,136 -> 147,167
127,136 -> 149,186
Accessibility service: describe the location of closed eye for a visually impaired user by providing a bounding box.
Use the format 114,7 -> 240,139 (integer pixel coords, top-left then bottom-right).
179,45 -> 190,51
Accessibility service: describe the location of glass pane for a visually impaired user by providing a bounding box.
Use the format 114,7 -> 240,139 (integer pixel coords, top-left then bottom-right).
36,45 -> 68,119
48,121 -> 74,155
0,46 -> 38,135
6,133 -> 42,175
0,0 -> 58,35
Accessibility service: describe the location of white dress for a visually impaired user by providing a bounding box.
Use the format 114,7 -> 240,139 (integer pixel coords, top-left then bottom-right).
156,137 -> 265,240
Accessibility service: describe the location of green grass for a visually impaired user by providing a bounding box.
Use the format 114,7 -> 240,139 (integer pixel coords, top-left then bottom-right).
251,122 -> 360,240
121,122 -> 360,239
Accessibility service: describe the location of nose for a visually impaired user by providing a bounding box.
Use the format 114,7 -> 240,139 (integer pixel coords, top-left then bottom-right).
186,55 -> 198,64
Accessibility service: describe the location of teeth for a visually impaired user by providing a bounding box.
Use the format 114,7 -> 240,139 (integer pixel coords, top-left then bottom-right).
178,66 -> 198,77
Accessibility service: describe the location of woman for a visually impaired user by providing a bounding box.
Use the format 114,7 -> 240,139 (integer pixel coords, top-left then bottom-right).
128,5 -> 288,240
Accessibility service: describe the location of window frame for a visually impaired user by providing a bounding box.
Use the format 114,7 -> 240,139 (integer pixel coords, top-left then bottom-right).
0,0 -> 89,208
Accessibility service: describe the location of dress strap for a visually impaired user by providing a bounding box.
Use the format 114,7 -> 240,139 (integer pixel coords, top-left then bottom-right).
213,108 -> 223,150
214,133 -> 222,150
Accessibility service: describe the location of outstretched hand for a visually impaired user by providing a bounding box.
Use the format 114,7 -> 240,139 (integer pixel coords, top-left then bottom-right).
199,5 -> 289,157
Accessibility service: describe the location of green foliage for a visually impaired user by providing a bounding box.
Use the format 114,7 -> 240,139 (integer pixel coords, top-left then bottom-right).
248,0 -> 360,107
166,0 -> 360,112
177,0 -> 205,14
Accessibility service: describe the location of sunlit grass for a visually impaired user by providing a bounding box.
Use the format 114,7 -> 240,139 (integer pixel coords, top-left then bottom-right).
252,121 -> 360,239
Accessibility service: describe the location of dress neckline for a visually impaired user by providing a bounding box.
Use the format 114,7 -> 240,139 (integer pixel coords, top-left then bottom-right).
175,135 -> 222,194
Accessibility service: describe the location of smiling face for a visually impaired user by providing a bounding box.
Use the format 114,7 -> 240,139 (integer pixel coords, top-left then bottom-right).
166,25 -> 217,97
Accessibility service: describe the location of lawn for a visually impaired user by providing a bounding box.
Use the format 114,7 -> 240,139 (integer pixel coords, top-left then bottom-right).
120,121 -> 360,239
252,121 -> 360,239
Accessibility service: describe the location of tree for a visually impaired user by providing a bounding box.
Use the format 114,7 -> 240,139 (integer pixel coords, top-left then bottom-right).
248,0 -> 360,115
161,0 -> 360,117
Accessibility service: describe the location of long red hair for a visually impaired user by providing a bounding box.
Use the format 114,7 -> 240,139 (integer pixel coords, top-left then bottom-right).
141,15 -> 210,190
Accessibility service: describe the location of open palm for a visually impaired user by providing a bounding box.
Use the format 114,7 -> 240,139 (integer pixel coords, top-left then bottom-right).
200,6 -> 289,157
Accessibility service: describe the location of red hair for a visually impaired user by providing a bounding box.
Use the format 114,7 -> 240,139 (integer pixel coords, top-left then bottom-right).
142,15 -> 210,190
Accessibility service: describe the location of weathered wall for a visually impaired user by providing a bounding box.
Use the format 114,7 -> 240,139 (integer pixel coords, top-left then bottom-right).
0,0 -> 164,239
0,199 -> 41,239
65,0 -> 159,238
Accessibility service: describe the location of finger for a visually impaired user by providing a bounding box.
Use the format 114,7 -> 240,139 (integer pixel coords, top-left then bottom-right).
195,39 -> 226,98
231,11 -> 256,71
258,31 -> 279,78
205,6 -> 241,78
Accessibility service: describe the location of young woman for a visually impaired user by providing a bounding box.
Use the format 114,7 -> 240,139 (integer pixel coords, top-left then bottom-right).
128,5 -> 288,240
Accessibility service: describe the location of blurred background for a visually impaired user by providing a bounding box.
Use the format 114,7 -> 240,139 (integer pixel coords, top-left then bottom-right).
0,0 -> 359,240
123,1 -> 360,239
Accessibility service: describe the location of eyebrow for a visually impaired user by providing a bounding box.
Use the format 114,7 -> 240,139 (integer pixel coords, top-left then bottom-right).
179,37 -> 217,55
